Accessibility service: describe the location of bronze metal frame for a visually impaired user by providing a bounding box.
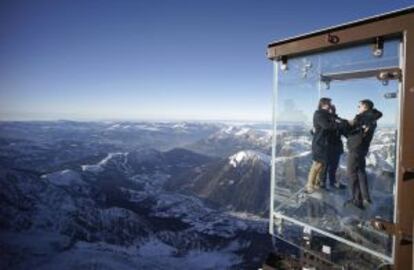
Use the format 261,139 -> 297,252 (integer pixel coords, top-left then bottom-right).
267,6 -> 414,270
320,67 -> 401,82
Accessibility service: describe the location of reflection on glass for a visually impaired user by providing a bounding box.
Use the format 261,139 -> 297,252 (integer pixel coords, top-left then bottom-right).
271,38 -> 400,265
273,218 -> 389,268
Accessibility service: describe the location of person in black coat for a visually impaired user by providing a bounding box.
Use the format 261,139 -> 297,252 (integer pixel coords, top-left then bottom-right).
344,99 -> 383,209
319,105 -> 346,190
306,98 -> 342,194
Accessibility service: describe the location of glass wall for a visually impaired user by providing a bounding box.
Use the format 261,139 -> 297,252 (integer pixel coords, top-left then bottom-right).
270,38 -> 401,266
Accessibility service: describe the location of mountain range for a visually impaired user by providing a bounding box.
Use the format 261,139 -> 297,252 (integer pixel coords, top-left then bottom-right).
0,120 -> 395,269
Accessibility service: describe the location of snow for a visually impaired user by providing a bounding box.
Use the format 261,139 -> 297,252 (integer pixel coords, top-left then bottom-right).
151,193 -> 248,238
1,121 -> 277,270
224,126 -> 236,134
135,124 -> 160,131
234,127 -> 251,136
183,249 -> 242,269
229,150 -> 271,168
138,239 -> 176,257
5,238 -> 243,270
226,211 -> 267,223
214,126 -> 256,137
0,121 -> 397,270
81,164 -> 104,173
81,152 -> 126,173
172,122 -> 189,131
0,231 -> 71,256
107,123 -> 121,130
42,169 -> 84,187
130,172 -> 170,194
106,123 -> 164,132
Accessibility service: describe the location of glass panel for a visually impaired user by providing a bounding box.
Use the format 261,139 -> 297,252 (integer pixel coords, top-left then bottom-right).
271,39 -> 400,265
273,218 -> 389,268
321,39 -> 400,74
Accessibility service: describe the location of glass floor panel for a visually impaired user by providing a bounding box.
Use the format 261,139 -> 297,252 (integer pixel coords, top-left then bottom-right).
272,217 -> 390,269
272,101 -> 396,258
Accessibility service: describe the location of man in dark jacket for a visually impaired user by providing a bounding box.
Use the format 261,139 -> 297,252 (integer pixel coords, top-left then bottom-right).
319,105 -> 346,190
306,98 -> 342,194
345,99 -> 383,209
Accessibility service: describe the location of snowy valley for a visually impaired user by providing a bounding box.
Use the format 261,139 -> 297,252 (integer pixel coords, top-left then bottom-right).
0,121 -> 396,269
0,121 -> 273,270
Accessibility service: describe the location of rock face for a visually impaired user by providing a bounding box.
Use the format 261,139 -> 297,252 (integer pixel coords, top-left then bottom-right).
167,150 -> 271,216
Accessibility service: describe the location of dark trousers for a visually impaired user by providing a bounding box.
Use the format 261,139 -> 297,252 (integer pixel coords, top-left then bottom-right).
347,151 -> 370,204
320,152 -> 340,186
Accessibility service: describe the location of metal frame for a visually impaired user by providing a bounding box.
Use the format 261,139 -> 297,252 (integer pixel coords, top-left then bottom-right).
320,67 -> 401,82
269,60 -> 278,235
267,6 -> 414,269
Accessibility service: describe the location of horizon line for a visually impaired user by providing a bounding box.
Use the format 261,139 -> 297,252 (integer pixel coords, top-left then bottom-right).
0,118 -> 272,124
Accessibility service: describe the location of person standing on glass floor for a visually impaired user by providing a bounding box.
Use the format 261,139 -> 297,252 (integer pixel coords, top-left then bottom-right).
306,98 -> 343,194
319,104 -> 347,190
344,99 -> 382,209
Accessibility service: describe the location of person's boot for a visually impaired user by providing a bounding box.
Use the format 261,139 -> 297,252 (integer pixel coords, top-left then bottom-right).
319,182 -> 326,189
363,198 -> 372,206
353,200 -> 365,210
343,199 -> 364,210
334,181 -> 347,189
305,186 -> 315,194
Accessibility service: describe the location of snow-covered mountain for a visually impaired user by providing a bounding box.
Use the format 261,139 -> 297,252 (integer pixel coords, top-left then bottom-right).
0,120 -> 396,269
0,121 -> 273,270
185,125 -> 272,157
167,150 -> 271,216
0,121 -> 222,172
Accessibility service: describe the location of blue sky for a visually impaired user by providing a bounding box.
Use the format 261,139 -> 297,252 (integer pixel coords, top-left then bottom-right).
0,0 -> 412,121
